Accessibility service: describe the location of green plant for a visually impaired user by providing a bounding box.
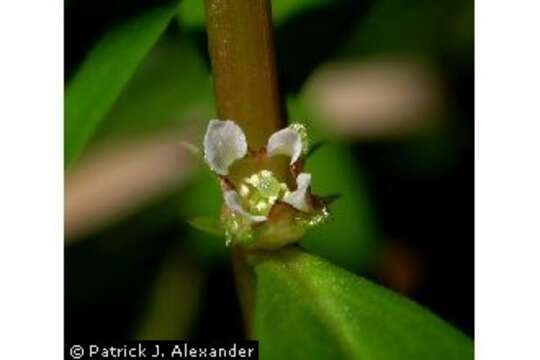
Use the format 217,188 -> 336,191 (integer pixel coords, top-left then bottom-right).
65,0 -> 473,358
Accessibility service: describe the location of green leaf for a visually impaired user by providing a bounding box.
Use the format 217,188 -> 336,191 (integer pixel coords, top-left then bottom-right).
337,0 -> 473,57
64,2 -> 180,168
181,171 -> 229,263
271,0 -> 331,25
187,216 -> 223,237
94,32 -> 214,140
254,247 -> 473,360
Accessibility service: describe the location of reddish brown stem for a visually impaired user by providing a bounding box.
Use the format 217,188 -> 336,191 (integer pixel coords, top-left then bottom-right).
205,0 -> 287,336
204,0 -> 285,149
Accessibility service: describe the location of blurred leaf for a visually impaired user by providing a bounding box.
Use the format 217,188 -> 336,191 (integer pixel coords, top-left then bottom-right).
65,22 -> 214,240
288,97 -> 378,272
271,0 -> 331,25
135,249 -> 204,340
180,171 -> 229,263
180,171 -> 222,227
76,26 -> 220,261
94,32 -> 214,140
65,2 -> 180,167
306,140 -> 325,158
338,0 -> 473,57
254,247 -> 473,360
302,144 -> 378,272
176,0 -> 204,27
188,216 -> 223,237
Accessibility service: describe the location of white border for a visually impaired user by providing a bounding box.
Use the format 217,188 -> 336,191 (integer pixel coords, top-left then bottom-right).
1,0 -> 540,358
0,0 -> 63,358
476,0 -> 540,358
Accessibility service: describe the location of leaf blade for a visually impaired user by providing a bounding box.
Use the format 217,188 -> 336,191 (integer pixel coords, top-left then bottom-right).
64,2 -> 180,167
254,248 -> 473,360
187,216 -> 223,237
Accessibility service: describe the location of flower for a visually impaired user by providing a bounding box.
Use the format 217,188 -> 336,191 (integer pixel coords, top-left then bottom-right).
203,119 -> 329,250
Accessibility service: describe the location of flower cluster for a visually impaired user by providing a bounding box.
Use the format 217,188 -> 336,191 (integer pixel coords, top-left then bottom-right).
203,119 -> 329,250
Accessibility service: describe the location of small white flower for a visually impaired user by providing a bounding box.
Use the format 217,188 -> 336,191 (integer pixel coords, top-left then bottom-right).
202,119 -> 328,248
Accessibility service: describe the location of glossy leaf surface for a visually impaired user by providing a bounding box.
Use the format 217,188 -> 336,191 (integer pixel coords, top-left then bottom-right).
254,248 -> 473,360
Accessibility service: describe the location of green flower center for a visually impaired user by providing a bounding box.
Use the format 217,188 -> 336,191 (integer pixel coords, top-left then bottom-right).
238,170 -> 289,216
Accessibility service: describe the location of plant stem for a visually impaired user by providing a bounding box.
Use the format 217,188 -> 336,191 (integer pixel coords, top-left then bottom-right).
205,0 -> 285,149
231,247 -> 256,337
205,0 -> 286,337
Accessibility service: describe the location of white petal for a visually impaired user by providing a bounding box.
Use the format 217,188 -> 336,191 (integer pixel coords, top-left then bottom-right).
224,190 -> 267,223
204,119 -> 247,175
282,173 -> 313,212
267,126 -> 304,164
